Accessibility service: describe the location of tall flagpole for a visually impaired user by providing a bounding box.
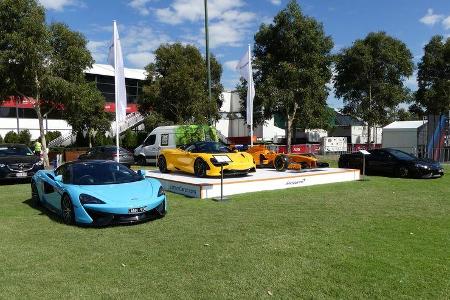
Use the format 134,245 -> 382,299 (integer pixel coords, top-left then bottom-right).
248,44 -> 253,147
204,0 -> 212,122
113,20 -> 120,163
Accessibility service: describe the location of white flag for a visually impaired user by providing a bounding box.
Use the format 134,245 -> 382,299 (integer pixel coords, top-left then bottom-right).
236,46 -> 255,125
108,21 -> 127,123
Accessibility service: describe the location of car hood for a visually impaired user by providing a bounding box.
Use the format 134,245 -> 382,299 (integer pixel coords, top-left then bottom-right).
76,179 -> 154,204
0,155 -> 40,164
409,158 -> 441,168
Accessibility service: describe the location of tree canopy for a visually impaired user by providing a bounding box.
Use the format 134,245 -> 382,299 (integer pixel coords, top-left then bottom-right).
139,43 -> 223,125
245,0 -> 333,150
62,82 -> 111,147
415,35 -> 450,115
0,0 -> 96,166
334,31 -> 414,143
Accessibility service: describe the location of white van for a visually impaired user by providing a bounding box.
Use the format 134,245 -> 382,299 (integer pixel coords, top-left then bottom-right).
134,126 -> 179,165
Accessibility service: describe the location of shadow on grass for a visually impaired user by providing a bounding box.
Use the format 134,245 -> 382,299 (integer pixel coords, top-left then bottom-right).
0,178 -> 31,186
22,197 -> 165,228
22,198 -> 65,225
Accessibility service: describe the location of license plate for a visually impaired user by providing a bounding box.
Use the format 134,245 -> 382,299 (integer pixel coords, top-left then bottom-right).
128,207 -> 146,214
16,172 -> 27,177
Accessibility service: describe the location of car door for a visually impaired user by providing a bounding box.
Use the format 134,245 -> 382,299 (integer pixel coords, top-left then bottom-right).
41,170 -> 64,212
142,134 -> 158,164
368,150 -> 393,174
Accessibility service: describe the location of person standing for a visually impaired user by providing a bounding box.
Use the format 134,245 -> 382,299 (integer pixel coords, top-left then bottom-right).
34,140 -> 42,156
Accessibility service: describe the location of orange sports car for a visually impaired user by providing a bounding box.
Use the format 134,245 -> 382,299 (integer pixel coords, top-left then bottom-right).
246,145 -> 324,171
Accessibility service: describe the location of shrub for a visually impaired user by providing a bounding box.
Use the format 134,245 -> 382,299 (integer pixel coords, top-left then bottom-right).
45,131 -> 62,143
122,129 -> 138,150
4,131 -> 18,143
17,129 -> 31,145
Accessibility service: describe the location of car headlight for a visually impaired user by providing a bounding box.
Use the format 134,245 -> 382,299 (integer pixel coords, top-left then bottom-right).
0,163 -> 5,168
157,186 -> 165,197
79,194 -> 106,204
35,160 -> 43,166
415,164 -> 429,169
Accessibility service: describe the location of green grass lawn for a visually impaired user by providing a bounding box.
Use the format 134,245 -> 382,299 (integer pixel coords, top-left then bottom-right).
1,168 -> 449,299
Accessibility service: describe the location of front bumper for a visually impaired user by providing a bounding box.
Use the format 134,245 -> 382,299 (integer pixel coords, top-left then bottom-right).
81,199 -> 166,226
414,166 -> 444,178
0,166 -> 43,180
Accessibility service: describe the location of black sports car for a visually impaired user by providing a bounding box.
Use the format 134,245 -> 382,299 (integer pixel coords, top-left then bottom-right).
338,148 -> 444,178
0,144 -> 44,181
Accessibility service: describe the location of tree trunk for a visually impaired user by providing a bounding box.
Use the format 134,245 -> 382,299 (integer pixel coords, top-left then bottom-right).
367,123 -> 371,149
367,84 -> 372,149
88,130 -> 92,148
285,103 -> 298,154
35,105 -> 50,168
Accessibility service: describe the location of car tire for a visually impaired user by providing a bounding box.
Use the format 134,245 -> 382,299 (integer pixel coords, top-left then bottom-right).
137,156 -> 146,166
194,159 -> 207,178
259,154 -> 265,168
61,194 -> 75,225
31,181 -> 40,207
396,166 -> 409,178
274,155 -> 289,172
158,156 -> 169,173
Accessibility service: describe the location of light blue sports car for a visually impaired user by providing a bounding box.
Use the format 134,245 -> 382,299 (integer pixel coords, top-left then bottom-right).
31,160 -> 167,226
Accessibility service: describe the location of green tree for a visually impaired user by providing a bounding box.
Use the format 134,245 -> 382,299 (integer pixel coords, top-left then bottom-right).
4,131 -> 19,143
0,135 -> 3,143
247,0 -> 333,151
122,129 -> 138,150
415,35 -> 450,115
139,43 -> 223,124
334,32 -> 414,145
63,82 -> 111,148
45,131 -> 62,144
17,129 -> 31,145
0,0 -> 93,167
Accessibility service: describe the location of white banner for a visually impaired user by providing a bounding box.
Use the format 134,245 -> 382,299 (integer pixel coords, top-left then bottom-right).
108,21 -> 127,123
236,46 -> 255,126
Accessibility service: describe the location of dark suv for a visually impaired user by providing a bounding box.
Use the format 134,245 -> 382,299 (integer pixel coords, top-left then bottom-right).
78,146 -> 134,168
0,144 -> 44,181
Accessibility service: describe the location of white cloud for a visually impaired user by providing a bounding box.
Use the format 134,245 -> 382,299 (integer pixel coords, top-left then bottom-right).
38,0 -> 83,11
156,0 -> 255,48
443,16 -> 450,30
270,0 -> 281,5
128,0 -> 153,16
126,52 -> 155,68
419,8 -> 444,26
87,40 -> 109,63
88,24 -> 171,68
224,60 -> 238,71
404,71 -> 418,91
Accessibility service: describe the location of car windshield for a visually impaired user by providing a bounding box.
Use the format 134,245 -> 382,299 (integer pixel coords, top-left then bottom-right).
0,145 -> 34,156
388,149 -> 416,161
69,162 -> 143,185
188,142 -> 232,153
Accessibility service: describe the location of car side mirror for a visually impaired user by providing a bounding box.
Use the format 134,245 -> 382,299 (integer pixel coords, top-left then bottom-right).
137,170 -> 145,178
55,175 -> 63,182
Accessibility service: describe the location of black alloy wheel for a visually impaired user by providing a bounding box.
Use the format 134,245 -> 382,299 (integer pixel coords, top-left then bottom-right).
194,159 -> 207,178
274,155 -> 289,172
137,156 -> 147,166
396,166 -> 409,178
158,156 -> 169,173
61,194 -> 75,225
31,181 -> 40,207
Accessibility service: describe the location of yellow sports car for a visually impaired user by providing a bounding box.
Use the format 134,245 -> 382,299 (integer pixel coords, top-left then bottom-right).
158,141 -> 256,177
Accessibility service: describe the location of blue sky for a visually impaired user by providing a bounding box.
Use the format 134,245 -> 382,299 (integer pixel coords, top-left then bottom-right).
40,0 -> 450,108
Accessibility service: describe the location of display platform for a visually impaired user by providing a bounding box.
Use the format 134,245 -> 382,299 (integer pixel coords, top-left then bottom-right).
145,168 -> 360,199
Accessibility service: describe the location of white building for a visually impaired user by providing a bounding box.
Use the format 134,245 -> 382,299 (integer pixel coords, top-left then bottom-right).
215,91 -> 285,144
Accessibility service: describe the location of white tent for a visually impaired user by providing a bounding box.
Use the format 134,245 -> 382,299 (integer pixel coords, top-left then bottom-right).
382,121 -> 427,152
